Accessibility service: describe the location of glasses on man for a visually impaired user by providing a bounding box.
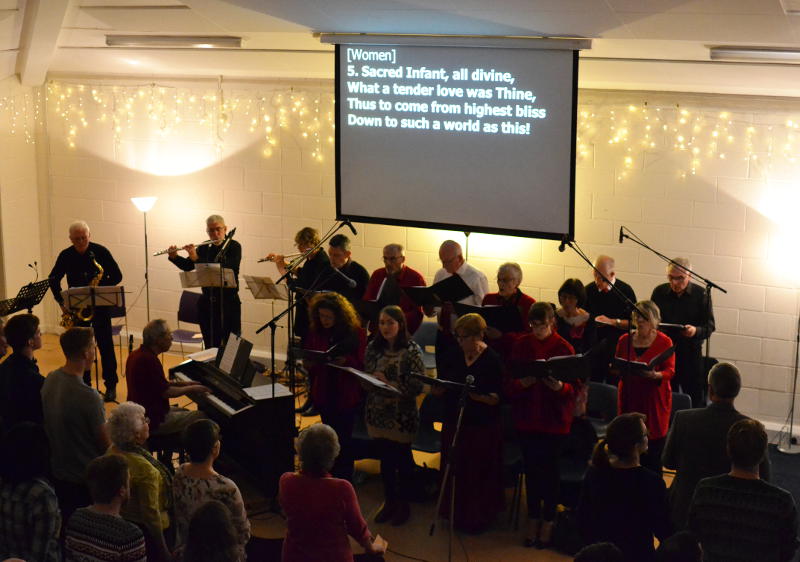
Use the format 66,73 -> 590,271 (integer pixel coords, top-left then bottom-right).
383,255 -> 402,262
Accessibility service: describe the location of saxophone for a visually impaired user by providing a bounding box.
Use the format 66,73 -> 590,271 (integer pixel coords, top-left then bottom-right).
60,252 -> 104,328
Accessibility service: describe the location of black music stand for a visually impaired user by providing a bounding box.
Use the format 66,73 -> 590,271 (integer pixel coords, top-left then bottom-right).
0,279 -> 50,317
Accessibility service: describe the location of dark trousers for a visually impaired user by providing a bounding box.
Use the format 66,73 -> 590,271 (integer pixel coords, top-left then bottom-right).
198,293 -> 241,348
79,308 -> 117,388
642,437 -> 666,476
673,347 -> 705,408
434,329 -> 457,373
54,478 -> 91,531
518,431 -> 565,522
374,438 -> 415,503
320,409 -> 356,481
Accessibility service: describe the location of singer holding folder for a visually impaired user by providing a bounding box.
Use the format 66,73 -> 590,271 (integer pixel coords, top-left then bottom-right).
481,262 -> 535,360
168,215 -> 241,348
613,300 -> 675,476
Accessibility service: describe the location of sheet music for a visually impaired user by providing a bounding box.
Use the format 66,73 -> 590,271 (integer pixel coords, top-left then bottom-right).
245,382 -> 293,399
218,335 -> 240,375
188,347 -> 219,363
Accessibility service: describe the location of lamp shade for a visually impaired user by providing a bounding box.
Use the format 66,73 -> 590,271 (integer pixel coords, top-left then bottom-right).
131,196 -> 157,212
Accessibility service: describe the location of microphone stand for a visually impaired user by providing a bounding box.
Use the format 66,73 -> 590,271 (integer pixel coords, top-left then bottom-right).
214,227 -> 237,348
430,375 -> 474,562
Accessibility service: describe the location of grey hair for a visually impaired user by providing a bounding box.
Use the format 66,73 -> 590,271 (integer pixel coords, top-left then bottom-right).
69,220 -> 90,235
142,319 -> 170,347
497,262 -> 523,283
383,243 -> 405,255
206,214 -> 225,226
632,300 -> 661,329
668,257 -> 691,273
594,254 -> 615,269
108,402 -> 147,447
296,423 -> 340,475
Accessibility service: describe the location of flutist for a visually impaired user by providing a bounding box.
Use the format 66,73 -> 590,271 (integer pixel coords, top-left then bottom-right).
167,214 -> 241,348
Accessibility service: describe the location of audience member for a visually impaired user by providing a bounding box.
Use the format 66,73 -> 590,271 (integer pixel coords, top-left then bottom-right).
0,314 -> 44,429
182,500 -> 240,562
574,542 -> 624,562
577,413 -> 671,562
363,243 -> 426,335
64,455 -> 146,562
172,419 -> 249,560
662,362 -> 770,529
107,402 -> 173,562
41,327 -> 110,521
655,531 -> 702,562
0,423 -> 60,562
279,424 -> 386,562
688,419 -> 799,562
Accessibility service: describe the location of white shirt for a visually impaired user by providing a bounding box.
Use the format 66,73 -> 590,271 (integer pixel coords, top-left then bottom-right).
433,261 -> 489,329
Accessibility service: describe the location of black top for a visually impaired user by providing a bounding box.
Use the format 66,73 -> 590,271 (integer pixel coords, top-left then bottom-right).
169,240 -> 242,298
585,279 -> 637,343
0,353 -> 44,429
324,260 -> 369,307
578,465 -> 671,562
556,315 -> 598,355
650,282 -> 715,351
48,242 -> 123,304
292,250 -> 332,339
438,346 -> 503,426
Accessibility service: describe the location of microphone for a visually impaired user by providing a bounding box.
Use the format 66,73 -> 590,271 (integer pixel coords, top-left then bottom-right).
465,374 -> 475,386
558,236 -> 567,253
343,219 -> 358,236
331,265 -> 357,288
618,226 -> 624,244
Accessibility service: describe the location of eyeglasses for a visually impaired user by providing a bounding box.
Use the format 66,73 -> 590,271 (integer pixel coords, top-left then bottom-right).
668,275 -> 688,281
455,333 -> 474,340
383,255 -> 402,262
530,321 -> 549,330
497,277 -> 516,283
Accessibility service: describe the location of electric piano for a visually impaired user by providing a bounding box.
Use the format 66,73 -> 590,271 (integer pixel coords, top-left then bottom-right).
170,358 -> 296,497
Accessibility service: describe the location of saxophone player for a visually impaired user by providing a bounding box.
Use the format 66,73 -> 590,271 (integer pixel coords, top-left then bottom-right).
49,220 -> 123,401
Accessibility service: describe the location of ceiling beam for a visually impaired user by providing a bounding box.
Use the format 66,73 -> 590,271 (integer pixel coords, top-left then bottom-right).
16,0 -> 70,86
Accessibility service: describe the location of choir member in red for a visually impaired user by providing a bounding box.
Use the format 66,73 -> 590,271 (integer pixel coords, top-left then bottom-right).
481,262 -> 536,360
433,313 -> 504,534
556,279 -> 597,417
302,292 -> 366,481
508,302 -> 579,549
363,243 -> 426,335
614,300 -> 675,476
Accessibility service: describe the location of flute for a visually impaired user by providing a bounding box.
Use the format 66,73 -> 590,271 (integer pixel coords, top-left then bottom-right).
153,239 -> 214,256
258,252 -> 303,263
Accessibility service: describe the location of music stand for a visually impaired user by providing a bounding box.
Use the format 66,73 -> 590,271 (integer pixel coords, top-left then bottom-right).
179,265 -> 236,347
243,275 -> 288,301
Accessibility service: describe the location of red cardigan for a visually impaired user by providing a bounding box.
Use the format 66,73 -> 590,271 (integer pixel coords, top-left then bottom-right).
615,331 -> 676,440
304,327 -> 366,412
506,332 -> 579,435
363,266 -> 426,335
482,290 -> 535,360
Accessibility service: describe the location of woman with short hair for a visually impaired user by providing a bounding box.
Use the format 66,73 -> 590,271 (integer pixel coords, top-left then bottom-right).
481,262 -> 536,360
279,424 -> 385,562
556,279 -> 596,416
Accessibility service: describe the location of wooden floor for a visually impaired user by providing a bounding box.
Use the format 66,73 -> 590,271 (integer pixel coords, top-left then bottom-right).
33,333 -> 576,562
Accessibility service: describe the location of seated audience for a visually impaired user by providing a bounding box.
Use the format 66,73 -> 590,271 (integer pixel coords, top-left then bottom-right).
279,423 -> 386,562
173,419 -> 249,559
41,327 -> 110,522
0,422 -> 60,562
574,542 -> 623,562
64,455 -> 146,562
481,262 -> 535,360
182,500 -> 240,562
662,362 -> 770,529
107,402 -> 173,562
0,314 -> 44,429
578,413 -> 671,562
689,419 -> 799,562
655,531 -> 702,562
126,319 -> 209,449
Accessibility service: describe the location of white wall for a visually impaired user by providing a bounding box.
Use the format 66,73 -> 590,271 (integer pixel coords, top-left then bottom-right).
39,79 -> 800,427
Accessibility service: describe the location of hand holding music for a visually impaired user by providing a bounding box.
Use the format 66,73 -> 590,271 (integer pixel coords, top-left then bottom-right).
331,355 -> 348,366
519,375 -> 537,388
641,370 -> 663,381
372,371 -> 389,384
682,324 -> 697,338
542,376 -> 564,392
366,535 -> 388,555
595,315 -> 614,325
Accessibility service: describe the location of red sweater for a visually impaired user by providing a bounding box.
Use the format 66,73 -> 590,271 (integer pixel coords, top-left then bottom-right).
482,290 -> 535,360
363,266 -> 425,335
305,327 -> 366,412
506,332 -> 579,435
615,331 -> 676,440
279,471 -> 371,562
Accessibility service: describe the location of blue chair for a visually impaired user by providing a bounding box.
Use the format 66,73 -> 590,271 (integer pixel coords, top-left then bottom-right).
172,290 -> 203,355
671,392 -> 693,425
109,305 -> 127,364
586,381 -> 618,439
412,321 -> 438,372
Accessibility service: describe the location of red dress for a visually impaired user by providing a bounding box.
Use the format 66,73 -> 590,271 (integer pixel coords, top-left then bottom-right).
615,331 -> 676,440
481,290 -> 535,361
363,266 -> 426,335
304,327 -> 366,413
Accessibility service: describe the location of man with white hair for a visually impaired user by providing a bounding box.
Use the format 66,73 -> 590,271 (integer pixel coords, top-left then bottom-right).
49,220 -> 123,401
168,214 -> 241,348
651,257 -> 715,407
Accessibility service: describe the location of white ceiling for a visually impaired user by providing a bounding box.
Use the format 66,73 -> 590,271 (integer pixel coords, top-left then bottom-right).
3,0 -> 800,95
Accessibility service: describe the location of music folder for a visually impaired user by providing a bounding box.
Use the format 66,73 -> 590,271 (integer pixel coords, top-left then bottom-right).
328,364 -> 401,395
243,275 -> 288,300
355,277 -> 399,324
613,346 -> 676,375
403,274 -> 473,307
291,343 -> 347,363
511,348 -> 596,383
453,302 -> 524,333
410,372 -> 471,391
180,264 -> 236,289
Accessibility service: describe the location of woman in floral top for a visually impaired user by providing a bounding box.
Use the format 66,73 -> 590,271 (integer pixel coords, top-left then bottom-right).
363,305 -> 426,526
172,419 -> 250,560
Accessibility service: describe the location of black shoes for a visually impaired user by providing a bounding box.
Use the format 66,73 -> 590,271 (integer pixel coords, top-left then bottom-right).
391,501 -> 410,526
104,386 -> 117,403
375,502 -> 395,523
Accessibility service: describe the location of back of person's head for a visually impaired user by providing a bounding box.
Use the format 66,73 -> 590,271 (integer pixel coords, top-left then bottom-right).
655,531 -> 702,562
4,314 -> 39,350
0,422 -> 50,484
86,454 -> 129,504
574,542 -> 623,562
183,500 -> 238,562
708,362 -> 741,400
184,419 -> 221,463
591,412 -> 647,469
297,423 -> 340,476
60,327 -> 94,360
529,301 -> 555,324
142,319 -> 170,347
727,418 -> 767,470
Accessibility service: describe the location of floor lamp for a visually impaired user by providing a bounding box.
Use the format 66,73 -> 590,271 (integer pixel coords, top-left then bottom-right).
131,197 -> 157,322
